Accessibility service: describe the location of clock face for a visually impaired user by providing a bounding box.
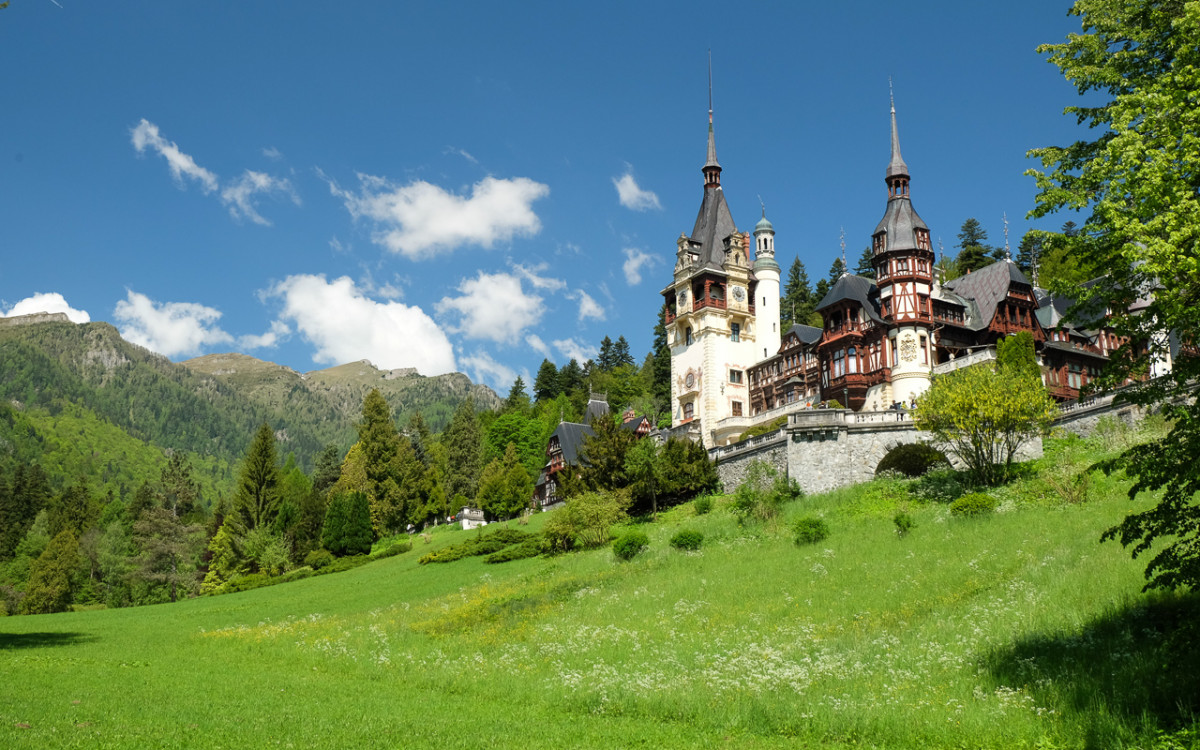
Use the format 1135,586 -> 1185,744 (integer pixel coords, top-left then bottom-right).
732,286 -> 745,301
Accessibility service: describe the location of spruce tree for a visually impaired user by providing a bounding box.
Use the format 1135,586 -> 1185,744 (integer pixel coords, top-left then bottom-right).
442,399 -> 483,503
854,247 -> 876,279
613,336 -> 635,368
650,305 -> 671,412
827,257 -> 848,283
597,336 -> 616,371
955,218 -> 993,273
233,423 -> 282,532
20,530 -> 79,614
780,257 -> 813,328
504,376 -> 531,413
533,359 -> 560,403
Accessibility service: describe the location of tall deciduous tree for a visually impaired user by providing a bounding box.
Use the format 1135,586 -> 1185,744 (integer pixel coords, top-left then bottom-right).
1028,0 -> 1200,591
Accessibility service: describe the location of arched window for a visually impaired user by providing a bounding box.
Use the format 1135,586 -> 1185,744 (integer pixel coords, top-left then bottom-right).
683,402 -> 694,421
847,346 -> 858,374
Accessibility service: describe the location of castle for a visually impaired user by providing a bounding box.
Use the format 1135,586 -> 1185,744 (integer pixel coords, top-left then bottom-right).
661,97 -> 1171,448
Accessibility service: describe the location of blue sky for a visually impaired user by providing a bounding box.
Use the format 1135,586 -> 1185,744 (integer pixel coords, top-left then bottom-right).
1,1 -> 1089,393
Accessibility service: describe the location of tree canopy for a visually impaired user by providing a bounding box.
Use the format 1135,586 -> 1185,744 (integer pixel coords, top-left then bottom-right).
1028,0 -> 1200,591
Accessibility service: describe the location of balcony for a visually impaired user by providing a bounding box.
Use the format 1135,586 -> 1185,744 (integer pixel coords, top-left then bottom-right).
932,347 -> 996,376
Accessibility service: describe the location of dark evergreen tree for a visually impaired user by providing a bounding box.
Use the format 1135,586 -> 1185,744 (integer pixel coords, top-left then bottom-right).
955,217 -> 993,273
781,257 -> 814,328
311,443 -> 343,496
596,336 -> 616,371
1016,230 -> 1044,277
813,278 -> 831,307
504,376 -> 531,413
321,493 -> 348,555
233,423 -> 281,532
827,257 -> 848,283
442,399 -> 483,503
1061,220 -> 1078,237
532,359 -> 560,403
854,247 -> 876,279
158,453 -> 201,522
0,464 -> 50,560
133,506 -> 204,603
578,416 -> 635,493
20,529 -> 79,614
47,481 -> 99,539
613,336 -> 636,369
558,359 -> 585,395
650,305 -> 672,412
343,491 -> 373,555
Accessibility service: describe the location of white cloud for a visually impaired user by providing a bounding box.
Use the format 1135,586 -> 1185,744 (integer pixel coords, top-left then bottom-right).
267,274 -> 455,375
568,289 -> 605,322
221,170 -> 300,226
552,338 -> 597,364
613,168 -> 661,211
3,292 -> 91,323
622,247 -> 657,286
130,119 -> 218,193
444,146 -> 479,164
514,263 -> 566,292
114,290 -> 234,358
238,320 -> 291,350
436,271 -> 544,344
459,351 -> 517,392
526,334 -> 550,357
262,146 -> 283,161
331,173 -> 550,258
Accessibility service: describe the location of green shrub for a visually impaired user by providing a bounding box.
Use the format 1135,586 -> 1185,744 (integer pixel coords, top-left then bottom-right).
222,573 -> 277,594
793,516 -> 830,546
893,512 -> 915,537
303,549 -> 335,570
911,468 -> 967,503
736,415 -> 788,442
484,540 -> 542,564
612,530 -> 649,561
669,529 -> 704,551
280,566 -> 314,582
731,462 -> 801,526
319,554 -> 370,574
876,443 -> 950,478
950,493 -> 998,517
371,540 -> 413,559
693,495 -> 713,515
418,528 -> 532,564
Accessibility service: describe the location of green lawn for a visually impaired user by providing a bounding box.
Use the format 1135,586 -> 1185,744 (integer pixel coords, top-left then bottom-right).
2,438 -> 1197,749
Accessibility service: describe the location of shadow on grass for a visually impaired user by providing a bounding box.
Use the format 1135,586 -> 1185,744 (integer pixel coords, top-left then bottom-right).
983,593 -> 1200,741
0,631 -> 97,650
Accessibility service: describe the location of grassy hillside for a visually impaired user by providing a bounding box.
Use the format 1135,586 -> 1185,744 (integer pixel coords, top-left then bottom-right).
2,434 -> 1196,749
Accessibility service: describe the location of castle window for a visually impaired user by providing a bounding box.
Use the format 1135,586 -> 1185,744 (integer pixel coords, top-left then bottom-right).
729,369 -> 743,384
732,401 -> 743,417
920,335 -> 928,364
731,323 -> 740,342
685,327 -> 693,345
683,402 -> 694,421
847,346 -> 858,374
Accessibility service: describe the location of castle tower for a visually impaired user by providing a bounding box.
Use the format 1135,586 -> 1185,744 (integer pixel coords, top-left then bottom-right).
661,87 -> 758,448
753,208 -> 781,360
870,89 -> 936,406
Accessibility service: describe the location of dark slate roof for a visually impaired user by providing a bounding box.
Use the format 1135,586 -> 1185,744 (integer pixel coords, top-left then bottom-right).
872,196 -> 929,252
815,274 -> 884,324
689,187 -> 738,271
784,323 -> 823,346
583,396 -> 610,426
1041,340 -> 1109,362
886,104 -> 909,179
943,260 -> 1031,331
550,422 -> 594,466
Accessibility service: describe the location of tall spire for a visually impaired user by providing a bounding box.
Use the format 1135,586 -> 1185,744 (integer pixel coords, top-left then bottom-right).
886,77 -> 909,182
703,50 -> 722,189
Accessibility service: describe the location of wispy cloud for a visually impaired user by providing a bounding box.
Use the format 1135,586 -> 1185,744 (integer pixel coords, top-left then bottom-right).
130,119 -> 218,193
329,173 -> 549,259
267,274 -> 455,375
2,292 -> 91,323
444,146 -> 479,164
613,167 -> 661,211
622,247 -> 657,286
526,334 -> 551,357
459,351 -> 517,391
568,289 -> 605,322
221,170 -> 300,226
552,337 -> 597,364
261,146 -> 283,161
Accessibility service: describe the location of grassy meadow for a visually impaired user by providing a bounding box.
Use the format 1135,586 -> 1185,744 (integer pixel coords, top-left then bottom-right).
3,430 -> 1198,749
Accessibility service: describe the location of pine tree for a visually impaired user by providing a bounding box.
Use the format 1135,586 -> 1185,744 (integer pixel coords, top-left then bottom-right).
813,277 -> 831,307
133,506 -> 204,603
854,247 -> 876,279
342,492 -> 373,555
201,524 -> 240,593
321,493 -> 348,555
559,359 -> 585,395
955,218 -> 993,273
827,257 -> 848,283
233,423 -> 281,532
504,376 -> 531,413
533,359 -> 560,403
597,336 -> 616,371
20,529 -> 79,614
650,305 -> 671,413
1016,230 -> 1044,278
780,257 -> 813,328
442,399 -> 483,503
613,336 -> 635,368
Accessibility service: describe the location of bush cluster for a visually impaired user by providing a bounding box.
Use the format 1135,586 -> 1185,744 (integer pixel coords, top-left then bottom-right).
876,443 -> 950,478
693,495 -> 713,516
910,468 -> 967,503
418,529 -> 533,565
303,549 -> 335,570
371,541 -> 413,560
793,516 -> 830,546
893,512 -> 915,537
612,530 -> 649,561
950,493 -> 998,517
669,529 -> 704,551
731,461 -> 802,525
484,541 -> 542,564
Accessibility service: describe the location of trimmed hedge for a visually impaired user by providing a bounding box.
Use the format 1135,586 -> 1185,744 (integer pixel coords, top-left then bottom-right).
669,529 -> 704,551
613,530 -> 649,561
950,493 -> 998,517
793,516 -> 830,546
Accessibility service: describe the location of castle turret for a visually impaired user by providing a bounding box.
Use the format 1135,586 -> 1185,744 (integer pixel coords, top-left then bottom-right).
753,209 -> 781,359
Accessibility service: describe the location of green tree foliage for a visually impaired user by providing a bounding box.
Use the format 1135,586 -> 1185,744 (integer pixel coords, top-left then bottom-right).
20,529 -> 79,614
201,524 -> 241,594
311,443 -> 343,496
596,336 -> 616,371
955,218 -> 993,274
341,492 -> 374,556
996,331 -> 1042,384
355,389 -> 421,536
827,256 -> 848,283
233,423 -> 281,532
914,363 -> 1056,485
623,438 -> 663,518
442,399 -> 484,503
1027,0 -> 1200,590
781,257 -> 815,328
612,336 -> 635,369
46,481 -> 100,539
533,359 -> 560,403
0,464 -> 50,560
541,490 -> 630,552
503,377 -> 531,414
133,506 -> 204,602
1016,230 -> 1044,278
649,306 -> 672,413
578,416 -> 635,494
477,443 -> 532,520
854,247 -> 876,279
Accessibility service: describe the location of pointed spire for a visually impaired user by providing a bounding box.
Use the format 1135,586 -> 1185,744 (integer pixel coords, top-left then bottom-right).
703,50 -> 722,189
886,78 -> 909,181
1003,212 -> 1012,262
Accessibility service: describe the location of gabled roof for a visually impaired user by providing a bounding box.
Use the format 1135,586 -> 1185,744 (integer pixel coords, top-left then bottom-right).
944,260 -> 1032,331
784,323 -> 823,347
583,396 -> 610,426
815,274 -> 884,324
872,196 -> 929,252
549,422 -> 594,466
619,416 -> 650,433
